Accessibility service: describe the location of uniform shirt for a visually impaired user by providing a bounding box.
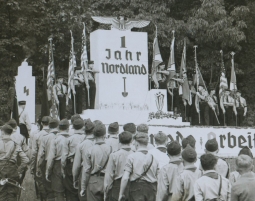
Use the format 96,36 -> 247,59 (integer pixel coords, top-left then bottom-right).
37,129 -> 58,168
194,170 -> 231,201
104,145 -> 134,194
148,145 -> 169,169
29,128 -> 40,149
220,95 -> 234,110
235,97 -> 247,108
231,172 -> 255,201
156,158 -> 184,201
73,74 -> 84,85
19,107 -> 31,131
46,131 -> 69,175
105,135 -> 119,152
131,141 -> 154,151
124,148 -> 159,183
54,83 -> 67,96
172,165 -> 202,201
72,135 -> 94,183
30,129 -> 49,170
229,171 -> 240,185
0,136 -> 29,173
81,142 -> 112,191
10,130 -> 28,152
61,130 -> 86,169
87,69 -> 95,81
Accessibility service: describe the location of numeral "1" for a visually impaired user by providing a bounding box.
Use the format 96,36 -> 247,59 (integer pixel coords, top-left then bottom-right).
120,36 -> 126,48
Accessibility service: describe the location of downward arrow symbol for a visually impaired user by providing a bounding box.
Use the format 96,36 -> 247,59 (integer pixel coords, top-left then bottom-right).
122,77 -> 128,97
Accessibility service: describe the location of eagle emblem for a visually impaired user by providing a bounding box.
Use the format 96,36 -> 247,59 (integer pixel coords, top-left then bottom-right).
92,16 -> 150,31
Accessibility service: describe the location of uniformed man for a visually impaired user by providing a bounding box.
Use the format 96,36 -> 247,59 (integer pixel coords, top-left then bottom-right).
85,61 -> 99,109
194,153 -> 231,201
155,62 -> 167,89
62,118 -> 86,200
231,155 -> 255,201
220,89 -> 235,126
80,122 -> 112,201
119,132 -> 159,201
104,131 -> 133,201
69,114 -> 82,136
204,138 -> 229,178
172,145 -> 201,201
182,135 -> 196,149
30,116 -> 51,200
73,118 -> 95,201
36,118 -> 59,201
196,84 -> 210,125
235,90 -> 247,126
156,141 -> 184,201
148,131 -> 169,169
208,87 -> 220,126
105,122 -> 119,152
229,146 -> 253,185
7,119 -> 29,185
18,100 -> 31,143
0,124 -> 29,201
46,119 -> 70,201
53,75 -> 68,120
71,66 -> 85,114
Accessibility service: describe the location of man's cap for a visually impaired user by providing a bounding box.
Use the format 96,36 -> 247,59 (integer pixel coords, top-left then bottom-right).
123,123 -> 136,134
205,138 -> 218,152
209,86 -> 215,91
137,124 -> 149,134
182,144 -> 197,162
182,135 -> 196,149
57,74 -> 64,79
155,131 -> 168,144
1,124 -> 13,134
59,119 -> 70,130
7,119 -> 17,129
167,141 -> 181,156
88,61 -> 94,64
239,146 -> 253,158
94,122 -> 106,137
93,120 -> 102,126
84,119 -> 95,133
74,66 -> 82,71
73,118 -> 85,130
41,116 -> 51,124
71,114 -> 81,124
236,90 -> 241,94
49,118 -> 59,129
119,131 -> 133,144
108,122 -> 119,134
225,89 -> 231,92
134,132 -> 149,144
18,101 -> 26,105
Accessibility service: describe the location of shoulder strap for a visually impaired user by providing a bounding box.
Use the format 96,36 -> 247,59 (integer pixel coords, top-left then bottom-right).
0,141 -> 17,172
18,109 -> 24,118
94,144 -> 112,174
218,175 -> 222,197
134,154 -> 154,181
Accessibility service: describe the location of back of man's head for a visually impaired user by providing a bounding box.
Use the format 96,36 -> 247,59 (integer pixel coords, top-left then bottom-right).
182,135 -> 196,149
119,131 -> 132,145
7,119 -> 17,129
154,131 -> 167,145
238,146 -> 253,158
236,154 -> 253,173
167,141 -> 181,156
200,153 -> 218,171
134,132 -> 149,146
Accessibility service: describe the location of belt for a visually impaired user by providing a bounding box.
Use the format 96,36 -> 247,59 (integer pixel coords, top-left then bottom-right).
91,172 -> 105,177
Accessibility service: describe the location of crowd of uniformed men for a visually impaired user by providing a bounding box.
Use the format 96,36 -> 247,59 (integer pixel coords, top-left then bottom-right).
0,112 -> 255,201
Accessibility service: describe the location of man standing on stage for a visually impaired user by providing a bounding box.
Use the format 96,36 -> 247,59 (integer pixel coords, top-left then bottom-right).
196,84 -> 209,125
53,75 -> 68,120
235,90 -> 247,126
85,61 -> 99,109
220,89 -> 235,126
156,62 -> 167,89
18,100 -> 31,143
72,66 -> 84,114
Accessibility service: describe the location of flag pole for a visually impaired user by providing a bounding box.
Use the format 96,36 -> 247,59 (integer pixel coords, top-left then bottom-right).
70,30 -> 76,114
194,45 -> 200,124
231,51 -> 237,126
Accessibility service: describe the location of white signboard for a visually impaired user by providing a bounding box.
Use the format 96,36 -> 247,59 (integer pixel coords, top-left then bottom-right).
15,61 -> 35,123
90,29 -> 149,110
146,126 -> 255,157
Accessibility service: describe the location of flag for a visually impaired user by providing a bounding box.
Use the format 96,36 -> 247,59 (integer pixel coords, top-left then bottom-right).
12,87 -> 19,125
167,31 -> 176,86
151,28 -> 163,88
40,71 -> 50,118
219,50 -> 228,96
68,32 -> 76,99
81,22 -> 89,72
47,38 -> 59,119
179,39 -> 190,102
230,52 -> 237,91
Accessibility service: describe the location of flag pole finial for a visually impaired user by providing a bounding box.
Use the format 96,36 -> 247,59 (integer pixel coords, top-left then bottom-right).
172,30 -> 175,37
231,51 -> 235,57
220,50 -> 223,54
155,24 -> 157,37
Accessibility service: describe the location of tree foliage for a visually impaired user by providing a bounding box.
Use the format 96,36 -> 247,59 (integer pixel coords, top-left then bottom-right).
0,0 -> 254,125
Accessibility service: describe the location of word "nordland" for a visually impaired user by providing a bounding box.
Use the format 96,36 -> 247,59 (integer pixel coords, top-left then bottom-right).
101,63 -> 147,75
